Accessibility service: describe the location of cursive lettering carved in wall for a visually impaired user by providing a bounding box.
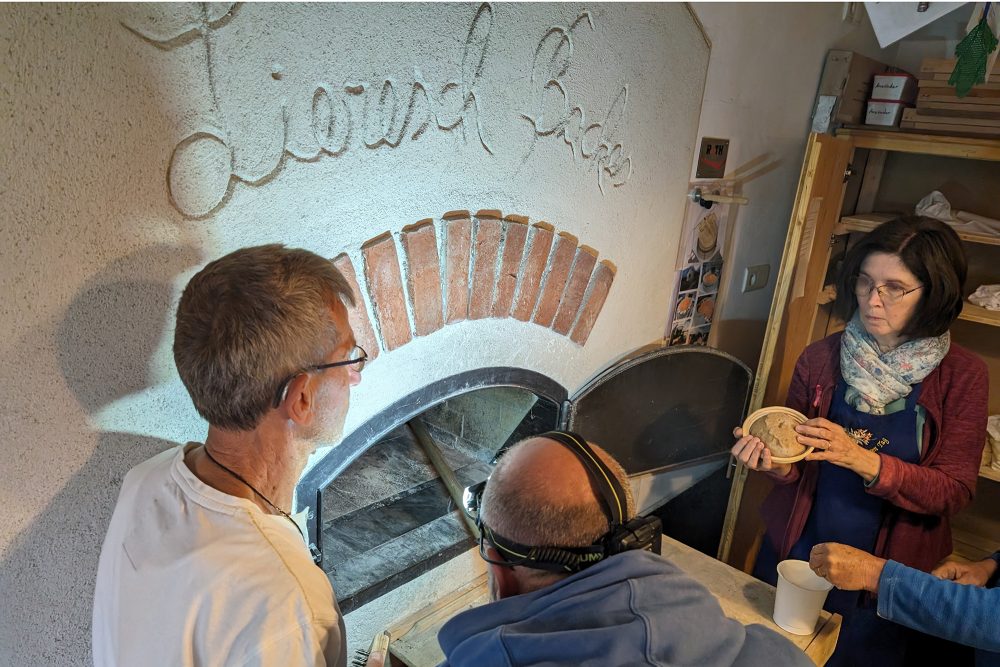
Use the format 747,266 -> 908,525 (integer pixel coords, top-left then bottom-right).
521,12 -> 633,193
124,3 -> 634,219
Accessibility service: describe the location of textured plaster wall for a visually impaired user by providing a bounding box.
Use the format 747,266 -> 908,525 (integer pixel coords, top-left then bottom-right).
0,3 -> 708,664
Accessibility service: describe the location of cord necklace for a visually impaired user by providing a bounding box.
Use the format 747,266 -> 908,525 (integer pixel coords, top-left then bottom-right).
202,445 -> 306,543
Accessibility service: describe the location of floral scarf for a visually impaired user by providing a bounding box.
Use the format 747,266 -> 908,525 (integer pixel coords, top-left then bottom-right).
839,313 -> 950,415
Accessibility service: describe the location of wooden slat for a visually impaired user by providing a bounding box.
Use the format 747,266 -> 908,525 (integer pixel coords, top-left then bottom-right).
903,109 -> 1000,128
855,150 -> 886,214
808,283 -> 1000,325
918,90 -> 1000,102
917,76 -> 1000,90
839,213 -> 1000,247
920,57 -> 1000,76
387,574 -> 489,666
719,133 -> 835,564
959,302 -> 1000,326
915,102 -> 1000,117
836,128 -> 1000,160
901,121 -> 1000,137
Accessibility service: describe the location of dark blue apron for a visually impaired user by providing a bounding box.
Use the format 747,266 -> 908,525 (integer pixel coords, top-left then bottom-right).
749,380 -> 924,666
785,379 -> 922,667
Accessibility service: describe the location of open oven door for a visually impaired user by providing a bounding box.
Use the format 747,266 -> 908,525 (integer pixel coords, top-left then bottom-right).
562,345 -> 752,557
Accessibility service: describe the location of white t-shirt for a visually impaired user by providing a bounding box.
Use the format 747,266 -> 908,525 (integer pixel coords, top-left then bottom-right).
93,444 -> 346,667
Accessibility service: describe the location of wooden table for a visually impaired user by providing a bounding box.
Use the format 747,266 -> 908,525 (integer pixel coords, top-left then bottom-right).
387,536 -> 841,666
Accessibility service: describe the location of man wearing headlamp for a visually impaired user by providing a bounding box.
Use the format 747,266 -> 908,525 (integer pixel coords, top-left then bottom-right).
439,432 -> 810,667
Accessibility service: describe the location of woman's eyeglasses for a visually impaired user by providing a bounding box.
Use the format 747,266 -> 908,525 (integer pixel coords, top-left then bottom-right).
851,275 -> 922,306
272,345 -> 368,408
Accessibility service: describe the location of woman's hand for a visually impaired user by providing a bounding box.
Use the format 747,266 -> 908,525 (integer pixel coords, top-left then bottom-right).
731,427 -> 791,477
796,418 -> 882,483
932,558 -> 998,587
809,542 -> 886,592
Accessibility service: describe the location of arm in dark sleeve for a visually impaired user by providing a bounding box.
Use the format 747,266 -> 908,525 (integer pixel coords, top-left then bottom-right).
877,559 -> 1000,652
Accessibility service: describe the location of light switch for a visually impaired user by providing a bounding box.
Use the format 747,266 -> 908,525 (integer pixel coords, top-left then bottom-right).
743,264 -> 770,293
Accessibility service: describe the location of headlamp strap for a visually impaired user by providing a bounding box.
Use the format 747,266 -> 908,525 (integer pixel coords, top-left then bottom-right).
540,430 -> 627,530
484,523 -> 608,573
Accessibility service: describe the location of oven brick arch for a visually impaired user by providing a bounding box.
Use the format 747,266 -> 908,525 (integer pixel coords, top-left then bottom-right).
336,210 -> 616,357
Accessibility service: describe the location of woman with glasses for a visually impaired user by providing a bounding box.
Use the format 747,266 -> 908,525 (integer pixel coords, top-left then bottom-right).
732,216 -> 989,666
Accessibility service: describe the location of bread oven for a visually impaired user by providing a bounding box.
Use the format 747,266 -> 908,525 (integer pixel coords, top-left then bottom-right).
296,346 -> 752,613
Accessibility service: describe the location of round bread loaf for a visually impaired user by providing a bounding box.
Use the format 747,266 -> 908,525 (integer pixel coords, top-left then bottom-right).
748,413 -> 806,458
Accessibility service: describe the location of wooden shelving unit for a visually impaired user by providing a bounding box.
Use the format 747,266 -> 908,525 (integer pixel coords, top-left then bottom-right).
720,128 -> 1000,571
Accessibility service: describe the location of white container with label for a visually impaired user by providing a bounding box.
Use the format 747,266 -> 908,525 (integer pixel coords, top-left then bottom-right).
865,100 -> 908,127
872,73 -> 917,102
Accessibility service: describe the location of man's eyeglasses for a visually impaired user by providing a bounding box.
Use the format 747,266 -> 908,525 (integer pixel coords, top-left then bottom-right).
851,275 -> 922,306
272,344 -> 368,408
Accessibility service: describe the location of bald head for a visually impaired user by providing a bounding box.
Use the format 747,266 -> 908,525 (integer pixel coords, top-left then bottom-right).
479,436 -> 635,549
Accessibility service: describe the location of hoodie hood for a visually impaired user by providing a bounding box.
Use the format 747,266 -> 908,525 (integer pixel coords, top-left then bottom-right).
437,550 -> 809,667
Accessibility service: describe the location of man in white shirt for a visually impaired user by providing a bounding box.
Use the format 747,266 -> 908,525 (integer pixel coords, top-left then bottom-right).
93,245 -> 366,667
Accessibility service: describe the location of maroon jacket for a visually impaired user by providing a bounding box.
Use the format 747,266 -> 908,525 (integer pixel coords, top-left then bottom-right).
760,332 -> 989,573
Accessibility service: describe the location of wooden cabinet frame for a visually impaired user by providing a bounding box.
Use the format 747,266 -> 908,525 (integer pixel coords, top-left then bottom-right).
719,129 -> 1000,569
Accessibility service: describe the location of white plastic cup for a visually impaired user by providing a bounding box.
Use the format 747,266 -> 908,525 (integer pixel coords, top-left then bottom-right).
773,559 -> 834,635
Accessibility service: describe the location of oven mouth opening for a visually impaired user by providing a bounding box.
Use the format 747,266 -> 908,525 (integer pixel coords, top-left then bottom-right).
296,368 -> 566,613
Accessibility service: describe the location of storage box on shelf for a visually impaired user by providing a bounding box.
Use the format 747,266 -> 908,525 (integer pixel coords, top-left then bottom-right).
872,73 -> 918,102
812,50 -> 894,133
719,128 -> 1000,571
866,101 -> 908,127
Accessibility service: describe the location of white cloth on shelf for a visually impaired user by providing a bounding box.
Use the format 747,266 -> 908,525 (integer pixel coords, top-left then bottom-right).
969,284 -> 1000,311
989,415 -> 1000,472
914,191 -> 1000,236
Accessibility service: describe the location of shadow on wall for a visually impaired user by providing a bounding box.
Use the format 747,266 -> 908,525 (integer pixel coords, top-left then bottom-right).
0,245 -> 199,666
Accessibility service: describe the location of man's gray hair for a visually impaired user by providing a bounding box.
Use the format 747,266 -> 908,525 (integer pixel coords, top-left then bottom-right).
173,244 -> 354,431
480,441 -> 635,549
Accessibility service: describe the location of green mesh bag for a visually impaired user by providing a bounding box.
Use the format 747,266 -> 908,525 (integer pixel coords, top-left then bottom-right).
949,4 -> 999,98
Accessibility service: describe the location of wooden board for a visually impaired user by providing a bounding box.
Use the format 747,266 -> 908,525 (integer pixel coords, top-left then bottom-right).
959,301 -> 1000,326
917,77 -> 1000,90
836,128 -> 1000,161
903,109 -> 1000,128
918,90 -> 1000,102
388,536 -> 842,667
915,103 -> 1000,118
901,121 -> 1000,138
855,149 -> 886,214
838,213 -> 1000,247
920,57 -> 1000,76
720,133 -> 852,568
386,574 -> 490,667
